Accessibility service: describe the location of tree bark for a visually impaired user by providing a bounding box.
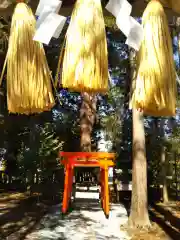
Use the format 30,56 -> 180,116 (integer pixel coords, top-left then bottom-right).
128,48 -> 151,228
159,118 -> 169,203
80,92 -> 97,152
128,109 -> 151,228
79,92 -> 98,183
161,145 -> 169,203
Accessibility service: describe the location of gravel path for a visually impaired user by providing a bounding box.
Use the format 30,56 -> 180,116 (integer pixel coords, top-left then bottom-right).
25,199 -> 130,240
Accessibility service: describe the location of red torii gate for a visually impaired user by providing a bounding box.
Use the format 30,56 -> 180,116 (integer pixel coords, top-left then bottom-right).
60,151 -> 116,218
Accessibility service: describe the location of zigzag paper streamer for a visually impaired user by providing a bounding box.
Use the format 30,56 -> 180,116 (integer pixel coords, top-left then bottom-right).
106,0 -> 143,51
36,0 -> 62,16
34,0 -> 66,44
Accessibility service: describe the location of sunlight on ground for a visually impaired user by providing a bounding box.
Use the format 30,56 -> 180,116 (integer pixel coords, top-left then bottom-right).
25,202 -> 130,240
0,192 -> 27,201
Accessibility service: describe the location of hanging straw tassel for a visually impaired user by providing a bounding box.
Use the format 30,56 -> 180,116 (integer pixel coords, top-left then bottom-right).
130,0 -> 177,117
6,2 -> 55,114
60,0 -> 108,93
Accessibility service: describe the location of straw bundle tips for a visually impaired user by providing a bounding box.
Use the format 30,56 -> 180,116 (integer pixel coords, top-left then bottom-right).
60,0 -> 108,93
6,2 -> 55,114
130,0 -> 177,117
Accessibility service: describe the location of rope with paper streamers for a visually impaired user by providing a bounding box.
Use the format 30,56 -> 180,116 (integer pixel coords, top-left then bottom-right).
60,0 -> 108,93
55,36 -> 66,88
33,0 -> 67,105
0,1 -> 55,114
130,0 -> 177,117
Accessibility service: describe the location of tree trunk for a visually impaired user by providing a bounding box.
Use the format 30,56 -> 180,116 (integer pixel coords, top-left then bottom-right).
161,145 -> 169,203
128,48 -> 151,228
128,108 -> 151,228
159,118 -> 169,203
80,92 -> 97,152
79,92 -> 97,183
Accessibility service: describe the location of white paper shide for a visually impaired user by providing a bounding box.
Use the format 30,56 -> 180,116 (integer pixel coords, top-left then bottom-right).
34,0 -> 67,44
35,0 -> 62,16
106,0 -> 143,51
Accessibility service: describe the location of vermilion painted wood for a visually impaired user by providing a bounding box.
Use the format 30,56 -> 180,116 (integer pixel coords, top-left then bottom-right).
60,151 -> 115,159
61,159 -> 114,168
60,152 -> 115,217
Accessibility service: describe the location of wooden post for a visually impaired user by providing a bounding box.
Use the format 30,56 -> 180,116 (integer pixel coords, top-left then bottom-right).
104,163 -> 110,218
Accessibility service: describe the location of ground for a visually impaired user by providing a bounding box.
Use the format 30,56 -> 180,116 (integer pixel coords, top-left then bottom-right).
0,191 -> 179,240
